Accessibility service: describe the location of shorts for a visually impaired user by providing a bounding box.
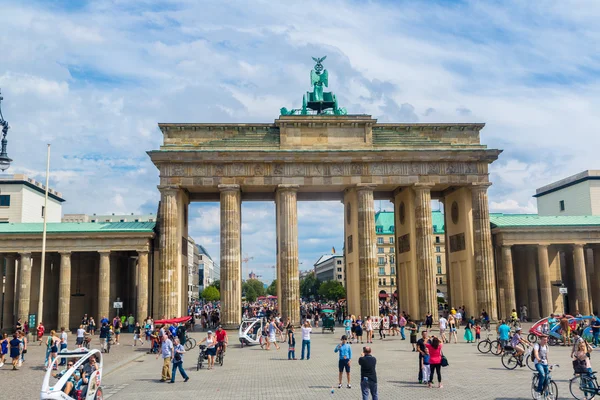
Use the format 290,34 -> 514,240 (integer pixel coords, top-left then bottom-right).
76,337 -> 84,346
338,359 -> 350,373
410,336 -> 417,344
133,334 -> 140,341
475,333 -> 481,339
207,347 -> 217,356
268,335 -> 276,343
499,339 -> 508,348
355,330 -> 363,337
450,328 -> 456,333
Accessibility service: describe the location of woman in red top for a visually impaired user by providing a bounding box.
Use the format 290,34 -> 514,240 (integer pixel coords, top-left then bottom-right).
425,336 -> 443,388
36,322 -> 45,345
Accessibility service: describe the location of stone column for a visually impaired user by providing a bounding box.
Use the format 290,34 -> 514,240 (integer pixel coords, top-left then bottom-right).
537,244 -> 553,317
573,244 -> 591,315
471,184 -> 498,320
58,252 -> 72,330
502,245 -> 517,317
219,184 -> 242,329
592,247 -> 600,313
98,251 -> 111,322
276,185 -> 300,325
2,255 -> 16,329
414,185 -> 438,321
158,185 -> 179,318
357,185 -> 378,318
17,253 -> 32,324
137,250 -> 149,324
526,247 -> 541,320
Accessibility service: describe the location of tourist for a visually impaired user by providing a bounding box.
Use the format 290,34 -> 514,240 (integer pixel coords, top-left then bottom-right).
463,316 -> 474,343
0,333 -> 8,368
355,316 -> 364,344
19,330 -> 27,365
15,318 -> 23,332
215,325 -> 228,354
158,334 -> 173,382
88,317 -> 96,335
365,316 -> 373,344
59,327 -> 68,365
76,325 -> 86,348
399,313 -> 407,340
475,322 -> 481,343
170,337 -> 189,383
572,340 -> 593,375
334,335 -> 352,389
199,331 -> 217,369
114,317 -> 122,345
36,321 -> 45,344
266,317 -> 281,350
44,330 -> 55,367
301,320 -> 311,360
547,313 -> 558,331
133,322 -> 144,346
448,314 -> 458,344
438,314 -> 448,343
9,333 -> 21,370
521,304 -> 528,322
417,330 -> 429,384
344,315 -> 352,340
533,335 -> 550,393
498,320 -> 510,353
592,311 -> 600,347
99,323 -> 110,352
425,336 -> 443,388
359,346 -> 377,399
127,314 -> 135,333
560,314 -> 571,346
407,318 -> 418,351
378,314 -> 386,340
287,324 -> 296,360
425,312 -> 433,330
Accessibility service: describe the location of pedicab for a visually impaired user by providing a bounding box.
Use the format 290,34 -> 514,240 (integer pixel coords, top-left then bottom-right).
41,348 -> 103,400
238,317 -> 265,347
321,309 -> 336,334
528,315 -> 573,344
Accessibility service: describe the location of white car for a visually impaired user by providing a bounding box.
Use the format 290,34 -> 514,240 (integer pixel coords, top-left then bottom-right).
41,348 -> 104,400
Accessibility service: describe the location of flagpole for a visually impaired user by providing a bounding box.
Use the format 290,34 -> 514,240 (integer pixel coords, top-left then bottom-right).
37,144 -> 51,330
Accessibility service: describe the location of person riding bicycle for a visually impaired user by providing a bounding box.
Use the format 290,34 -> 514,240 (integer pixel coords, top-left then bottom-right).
533,335 -> 550,393
509,327 -> 530,360
215,325 -> 228,354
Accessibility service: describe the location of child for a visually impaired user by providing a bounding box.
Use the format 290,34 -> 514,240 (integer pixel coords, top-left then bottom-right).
287,325 -> 296,360
475,323 -> 481,343
421,345 -> 431,384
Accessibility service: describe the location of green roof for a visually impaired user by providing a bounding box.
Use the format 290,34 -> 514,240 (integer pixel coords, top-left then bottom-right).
490,213 -> 600,228
374,210 -> 444,234
0,221 -> 156,234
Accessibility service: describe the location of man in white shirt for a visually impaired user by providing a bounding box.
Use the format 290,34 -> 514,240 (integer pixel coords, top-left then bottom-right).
301,320 -> 312,360
76,325 -> 86,347
438,316 -> 448,343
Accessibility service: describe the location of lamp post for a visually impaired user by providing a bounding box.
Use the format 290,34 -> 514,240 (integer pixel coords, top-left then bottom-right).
0,89 -> 13,171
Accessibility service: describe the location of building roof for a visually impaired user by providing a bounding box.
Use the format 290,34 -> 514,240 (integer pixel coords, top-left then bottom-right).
490,213 -> 600,228
0,221 -> 156,234
534,170 -> 600,197
314,254 -> 342,267
374,210 -> 445,234
0,174 -> 65,202
196,244 -> 213,261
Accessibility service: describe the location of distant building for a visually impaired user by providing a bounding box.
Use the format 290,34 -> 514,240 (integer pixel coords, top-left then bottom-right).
187,236 -> 199,302
313,254 -> 345,285
197,244 -> 218,291
535,170 -> 600,216
62,212 -> 156,223
0,174 -> 64,223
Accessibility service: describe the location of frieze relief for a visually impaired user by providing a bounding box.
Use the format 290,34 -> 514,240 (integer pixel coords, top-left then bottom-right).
163,161 -> 484,178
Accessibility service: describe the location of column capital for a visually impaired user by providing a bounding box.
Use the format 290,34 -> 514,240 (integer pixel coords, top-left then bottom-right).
276,184 -> 299,192
137,249 -> 149,255
471,182 -> 493,192
98,250 -> 111,256
59,251 -> 72,256
502,244 -> 512,250
355,183 -> 377,192
573,243 -> 586,249
218,184 -> 240,192
537,243 -> 549,249
158,184 -> 180,195
412,182 -> 435,191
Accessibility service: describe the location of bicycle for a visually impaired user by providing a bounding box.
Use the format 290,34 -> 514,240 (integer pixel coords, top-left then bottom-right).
570,371 -> 599,399
501,345 -> 535,371
216,343 -> 225,366
477,334 -> 501,355
185,337 -> 197,351
197,344 -> 207,371
531,364 -> 559,400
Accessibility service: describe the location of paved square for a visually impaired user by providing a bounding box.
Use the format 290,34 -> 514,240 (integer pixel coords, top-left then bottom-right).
2,326 -> 586,399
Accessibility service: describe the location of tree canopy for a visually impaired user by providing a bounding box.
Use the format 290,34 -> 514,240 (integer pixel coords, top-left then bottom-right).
245,286 -> 258,302
267,279 -> 277,296
318,280 -> 346,301
210,279 -> 220,291
300,271 -> 320,299
202,285 -> 220,302
242,279 -> 266,298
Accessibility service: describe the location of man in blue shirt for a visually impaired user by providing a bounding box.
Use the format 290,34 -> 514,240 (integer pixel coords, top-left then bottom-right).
498,320 -> 511,353
334,335 -> 352,389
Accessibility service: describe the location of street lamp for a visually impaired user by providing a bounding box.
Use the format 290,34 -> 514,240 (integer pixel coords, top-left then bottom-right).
0,89 -> 12,171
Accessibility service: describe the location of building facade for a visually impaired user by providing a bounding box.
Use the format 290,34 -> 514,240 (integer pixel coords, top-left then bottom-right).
313,254 -> 345,285
187,236 -> 199,302
62,213 -> 156,223
197,244 -> 216,291
535,170 -> 600,216
0,174 -> 64,223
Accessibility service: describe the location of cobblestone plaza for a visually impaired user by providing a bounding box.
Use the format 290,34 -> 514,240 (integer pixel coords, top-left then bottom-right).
2,326 -> 585,400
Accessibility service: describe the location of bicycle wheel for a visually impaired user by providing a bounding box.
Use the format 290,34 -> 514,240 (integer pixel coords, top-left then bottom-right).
189,338 -> 197,350
477,340 -> 491,354
501,353 -> 519,370
490,340 -> 502,356
532,375 -> 543,400
219,351 -> 224,366
545,380 -> 558,400
570,375 -> 597,400
185,339 -> 193,351
528,334 -> 538,344
526,355 -> 536,371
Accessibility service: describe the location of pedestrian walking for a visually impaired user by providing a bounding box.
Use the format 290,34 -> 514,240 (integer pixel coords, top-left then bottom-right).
463,316 -> 474,343
36,322 -> 45,344
425,336 -> 443,388
399,314 -> 407,340
425,312 -> 433,329
355,316 -> 364,344
334,335 -> 352,389
287,324 -> 297,360
448,315 -> 458,344
0,333 -> 8,368
9,333 -> 21,370
378,314 -> 386,340
133,322 -> 145,346
59,327 -> 68,365
158,334 -> 173,382
301,320 -> 311,360
365,316 -> 373,344
416,330 -> 429,384
438,315 -> 448,343
170,337 -> 189,383
359,346 -> 378,400
265,317 -> 281,350
199,331 -> 217,369
76,325 -> 86,348
407,318 -> 418,351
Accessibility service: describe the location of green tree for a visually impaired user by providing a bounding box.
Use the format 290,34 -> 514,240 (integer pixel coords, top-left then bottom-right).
210,279 -> 220,291
318,280 -> 346,301
246,286 -> 258,303
267,279 -> 277,296
202,285 -> 220,302
300,271 -> 320,299
243,279 -> 266,298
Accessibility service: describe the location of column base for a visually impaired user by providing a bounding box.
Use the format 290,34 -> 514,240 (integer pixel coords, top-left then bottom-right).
220,323 -> 239,330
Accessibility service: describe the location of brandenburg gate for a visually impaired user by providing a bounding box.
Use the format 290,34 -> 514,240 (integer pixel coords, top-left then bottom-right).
148,58 -> 502,328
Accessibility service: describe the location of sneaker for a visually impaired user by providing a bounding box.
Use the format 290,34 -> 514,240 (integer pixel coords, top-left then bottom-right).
0,362 -> 4,368
347,384 -> 352,389
338,384 -> 342,389
184,377 -> 189,382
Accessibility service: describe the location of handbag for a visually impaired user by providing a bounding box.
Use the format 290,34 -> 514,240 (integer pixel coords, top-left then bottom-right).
441,353 -> 449,367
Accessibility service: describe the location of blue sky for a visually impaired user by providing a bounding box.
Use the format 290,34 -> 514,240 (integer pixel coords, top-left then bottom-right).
1,0 -> 599,281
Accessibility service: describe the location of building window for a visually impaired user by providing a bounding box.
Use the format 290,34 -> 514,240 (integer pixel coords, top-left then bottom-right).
559,200 -> 565,211
378,257 -> 385,265
41,206 -> 45,217
378,247 -> 384,254
91,219 -> 96,223
389,247 -> 394,253
379,267 -> 385,275
135,219 -> 139,222
337,267 -> 342,272
383,278 -> 387,286
391,278 -> 395,286
391,267 -> 396,275
376,226 -> 383,233
435,236 -> 440,243
390,256 -> 394,264
436,246 -> 441,252
436,256 -> 441,264
389,237 -> 394,244
337,260 -> 342,265
0,195 -> 10,207
337,274 -> 342,280
105,219 -> 110,222
390,226 -> 395,233
437,266 -> 442,274
377,237 -> 384,244
120,219 -> 125,222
